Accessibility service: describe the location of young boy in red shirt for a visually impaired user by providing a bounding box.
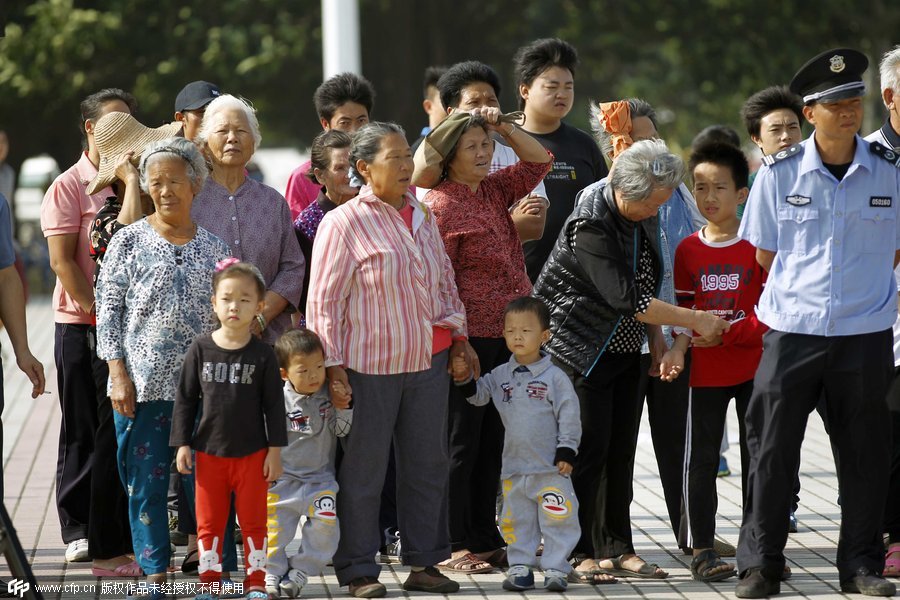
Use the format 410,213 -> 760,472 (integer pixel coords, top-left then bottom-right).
660,142 -> 766,584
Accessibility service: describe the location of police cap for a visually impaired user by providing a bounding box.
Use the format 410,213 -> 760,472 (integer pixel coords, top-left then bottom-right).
789,48 -> 868,105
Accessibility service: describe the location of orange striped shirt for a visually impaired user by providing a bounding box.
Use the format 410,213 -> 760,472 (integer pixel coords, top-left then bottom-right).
307,186 -> 467,375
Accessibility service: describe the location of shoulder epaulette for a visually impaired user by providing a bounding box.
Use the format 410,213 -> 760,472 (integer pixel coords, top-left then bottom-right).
869,141 -> 900,168
761,144 -> 802,166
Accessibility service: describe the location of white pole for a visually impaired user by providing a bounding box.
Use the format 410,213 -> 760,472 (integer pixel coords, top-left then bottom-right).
322,0 -> 362,79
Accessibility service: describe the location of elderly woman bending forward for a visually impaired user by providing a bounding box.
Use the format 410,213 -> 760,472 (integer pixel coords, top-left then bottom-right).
192,94 -> 304,344
307,122 -> 475,598
96,137 -> 229,591
533,140 -> 729,580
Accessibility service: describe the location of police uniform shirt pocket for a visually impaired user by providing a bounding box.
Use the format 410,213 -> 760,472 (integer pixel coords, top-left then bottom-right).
854,204 -> 897,253
776,205 -> 819,254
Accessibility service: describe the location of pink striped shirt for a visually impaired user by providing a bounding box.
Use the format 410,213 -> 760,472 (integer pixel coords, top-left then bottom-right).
307,185 -> 467,375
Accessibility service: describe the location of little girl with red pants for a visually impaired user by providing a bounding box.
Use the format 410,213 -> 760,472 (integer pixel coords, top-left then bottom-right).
171,259 -> 287,599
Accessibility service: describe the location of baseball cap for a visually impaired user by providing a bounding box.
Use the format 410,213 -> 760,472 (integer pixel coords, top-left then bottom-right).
174,81 -> 222,113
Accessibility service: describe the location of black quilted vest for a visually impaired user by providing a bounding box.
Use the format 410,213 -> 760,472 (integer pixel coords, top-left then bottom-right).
533,182 -> 659,376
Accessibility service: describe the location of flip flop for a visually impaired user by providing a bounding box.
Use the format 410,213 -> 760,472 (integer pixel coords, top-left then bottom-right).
597,555 -> 668,579
181,548 -> 199,575
437,553 -> 494,574
91,561 -> 143,577
884,544 -> 900,578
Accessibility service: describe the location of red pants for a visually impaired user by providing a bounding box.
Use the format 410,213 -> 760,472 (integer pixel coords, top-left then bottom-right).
196,449 -> 268,590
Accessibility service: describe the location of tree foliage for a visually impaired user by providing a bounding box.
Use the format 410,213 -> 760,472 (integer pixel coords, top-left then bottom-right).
1,0 -> 898,171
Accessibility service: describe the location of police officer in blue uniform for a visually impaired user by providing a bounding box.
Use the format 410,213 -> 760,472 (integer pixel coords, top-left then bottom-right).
735,48 -> 900,598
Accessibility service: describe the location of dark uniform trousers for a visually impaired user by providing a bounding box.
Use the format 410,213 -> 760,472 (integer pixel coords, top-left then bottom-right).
737,329 -> 892,583
885,365 -> 900,544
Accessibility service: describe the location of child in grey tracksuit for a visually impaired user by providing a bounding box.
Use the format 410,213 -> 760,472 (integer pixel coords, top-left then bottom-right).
266,329 -> 353,598
453,297 -> 581,592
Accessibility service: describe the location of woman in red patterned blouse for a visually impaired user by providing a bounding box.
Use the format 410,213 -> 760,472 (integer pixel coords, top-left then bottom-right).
426,106 -> 551,573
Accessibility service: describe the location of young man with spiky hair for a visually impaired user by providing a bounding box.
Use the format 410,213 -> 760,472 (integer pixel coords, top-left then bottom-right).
513,38 -> 608,282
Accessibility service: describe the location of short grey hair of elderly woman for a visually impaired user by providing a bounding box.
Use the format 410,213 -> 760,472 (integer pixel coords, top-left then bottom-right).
139,137 -> 208,193
610,138 -> 685,202
591,98 -> 658,159
195,94 -> 262,150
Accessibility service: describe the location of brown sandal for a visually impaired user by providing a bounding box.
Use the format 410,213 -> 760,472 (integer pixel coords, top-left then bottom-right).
475,548 -> 508,568
437,553 -> 494,574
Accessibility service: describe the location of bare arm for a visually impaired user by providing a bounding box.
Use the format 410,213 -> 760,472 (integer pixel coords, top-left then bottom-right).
47,234 -> 94,312
636,298 -> 729,340
0,265 -> 45,397
115,153 -> 143,225
757,248 -> 775,272
493,123 -> 552,164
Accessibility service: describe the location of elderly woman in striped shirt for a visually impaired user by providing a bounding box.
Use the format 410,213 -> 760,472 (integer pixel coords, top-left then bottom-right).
307,121 -> 474,598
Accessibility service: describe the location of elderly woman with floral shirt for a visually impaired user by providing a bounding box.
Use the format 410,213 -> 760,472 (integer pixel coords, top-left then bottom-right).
423,106 -> 552,575
96,137 -> 229,596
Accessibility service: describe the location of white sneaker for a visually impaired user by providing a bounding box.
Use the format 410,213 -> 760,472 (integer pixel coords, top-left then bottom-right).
280,569 -> 307,598
265,573 -> 281,598
65,538 -> 90,562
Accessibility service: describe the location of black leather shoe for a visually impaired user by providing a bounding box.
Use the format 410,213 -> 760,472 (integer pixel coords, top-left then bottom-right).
840,567 -> 896,596
735,568 -> 781,598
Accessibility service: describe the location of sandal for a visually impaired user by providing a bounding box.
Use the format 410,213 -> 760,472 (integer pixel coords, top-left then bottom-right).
690,549 -> 736,582
91,561 -> 143,577
181,548 -> 199,575
567,564 -> 617,585
568,557 -> 617,585
597,555 -> 668,579
475,548 -> 508,568
437,553 -> 493,574
885,544 -> 900,578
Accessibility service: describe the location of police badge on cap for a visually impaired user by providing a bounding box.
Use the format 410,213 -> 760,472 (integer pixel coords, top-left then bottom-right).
789,48 -> 868,105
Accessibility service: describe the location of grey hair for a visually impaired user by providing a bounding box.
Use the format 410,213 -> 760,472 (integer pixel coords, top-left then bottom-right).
196,94 -> 263,152
349,121 -> 407,182
879,45 -> 900,103
609,139 -> 685,202
139,137 -> 209,193
590,98 -> 658,158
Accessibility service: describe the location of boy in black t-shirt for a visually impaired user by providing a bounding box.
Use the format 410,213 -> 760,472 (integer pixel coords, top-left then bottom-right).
513,38 -> 609,282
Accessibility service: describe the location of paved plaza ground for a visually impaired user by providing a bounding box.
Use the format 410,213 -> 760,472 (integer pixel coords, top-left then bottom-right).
0,298 -> 877,599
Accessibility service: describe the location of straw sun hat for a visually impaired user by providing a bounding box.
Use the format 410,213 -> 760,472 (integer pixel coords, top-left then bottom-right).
86,112 -> 183,195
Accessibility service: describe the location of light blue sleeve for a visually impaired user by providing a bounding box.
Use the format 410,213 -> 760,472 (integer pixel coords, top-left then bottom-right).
739,166 -> 779,251
0,194 -> 14,269
467,371 -> 495,407
550,369 -> 581,452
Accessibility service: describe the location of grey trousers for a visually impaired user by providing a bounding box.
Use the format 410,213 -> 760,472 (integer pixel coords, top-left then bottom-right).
500,472 -> 580,573
333,351 -> 451,585
266,477 -> 340,577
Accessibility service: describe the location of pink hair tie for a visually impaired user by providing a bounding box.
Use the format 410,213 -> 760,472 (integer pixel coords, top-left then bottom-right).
215,257 -> 240,272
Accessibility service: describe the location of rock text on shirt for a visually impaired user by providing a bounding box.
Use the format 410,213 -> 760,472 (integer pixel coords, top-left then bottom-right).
201,362 -> 257,385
